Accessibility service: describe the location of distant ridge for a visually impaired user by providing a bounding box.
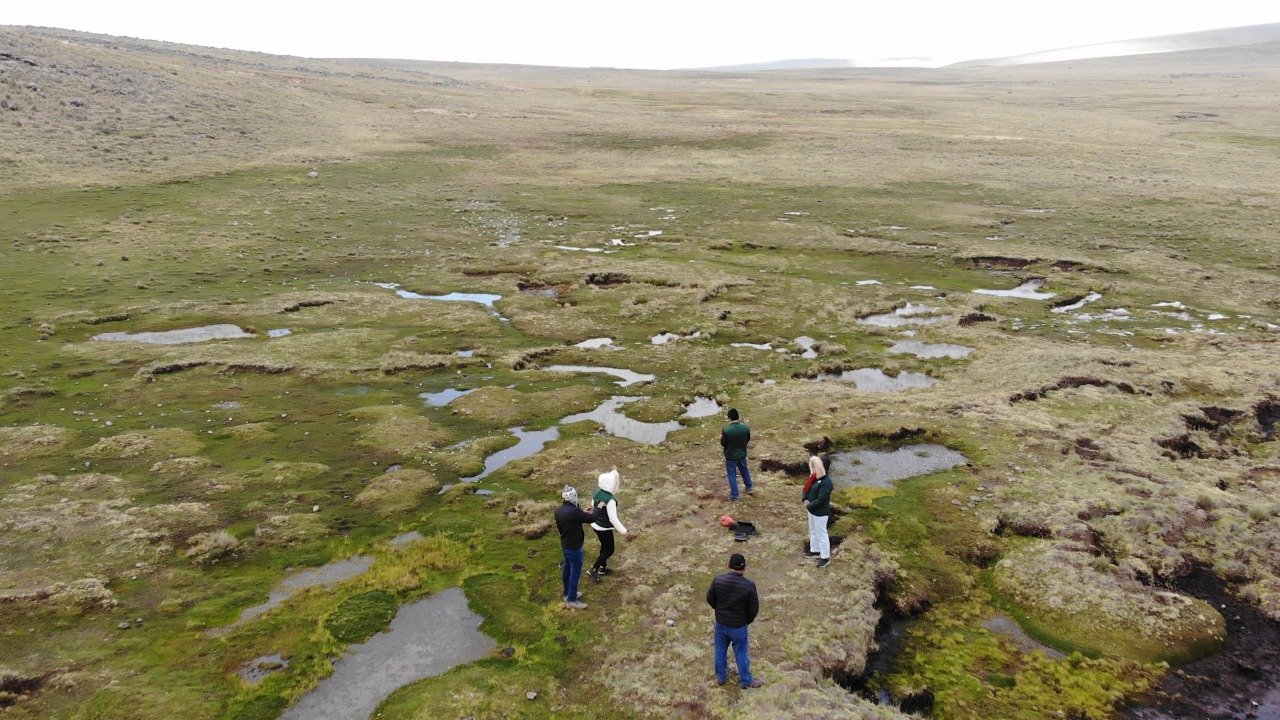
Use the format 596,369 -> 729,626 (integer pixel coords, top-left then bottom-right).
949,22 -> 1280,68
693,58 -> 853,72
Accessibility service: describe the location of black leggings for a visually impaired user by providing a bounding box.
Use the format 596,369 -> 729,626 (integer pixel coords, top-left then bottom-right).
592,529 -> 615,570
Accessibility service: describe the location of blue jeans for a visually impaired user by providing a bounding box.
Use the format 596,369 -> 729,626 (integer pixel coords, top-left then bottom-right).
725,457 -> 752,499
714,622 -> 753,686
561,546 -> 584,602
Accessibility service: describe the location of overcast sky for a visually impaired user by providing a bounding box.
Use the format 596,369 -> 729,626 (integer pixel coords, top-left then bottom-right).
4,1 -> 1277,68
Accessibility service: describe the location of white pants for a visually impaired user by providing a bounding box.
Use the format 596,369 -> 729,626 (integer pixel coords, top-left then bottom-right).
807,512 -> 830,560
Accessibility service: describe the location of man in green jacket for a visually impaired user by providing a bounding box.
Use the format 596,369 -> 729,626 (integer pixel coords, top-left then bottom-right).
720,408 -> 754,501
803,454 -> 833,568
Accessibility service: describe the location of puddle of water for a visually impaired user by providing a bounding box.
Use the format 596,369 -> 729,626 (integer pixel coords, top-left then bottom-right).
462,426 -> 561,481
543,365 -> 655,388
731,342 -> 774,351
857,279 -> 883,286
1050,292 -> 1103,313
817,368 -> 936,392
213,401 -> 243,410
886,340 -> 973,360
974,279 -> 1056,300
207,555 -> 374,637
682,397 -> 723,419
267,328 -> 293,338
651,331 -> 700,345
561,396 -> 681,445
554,245 -> 609,253
238,654 -> 289,685
981,615 -> 1065,659
279,587 -> 495,720
827,444 -> 967,488
373,283 -> 508,321
573,338 -> 614,349
454,350 -> 476,358
1152,301 -> 1186,309
910,285 -> 936,290
389,530 -> 423,547
1076,308 -> 1131,322
795,336 -> 819,359
858,304 -> 948,328
419,388 -> 477,407
92,324 -> 254,345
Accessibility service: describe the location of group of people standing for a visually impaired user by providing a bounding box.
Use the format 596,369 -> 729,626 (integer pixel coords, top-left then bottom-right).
552,468 -> 630,609
552,407 -> 835,689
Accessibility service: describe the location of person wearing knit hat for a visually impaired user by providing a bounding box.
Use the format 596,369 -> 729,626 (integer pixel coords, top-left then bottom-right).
588,467 -> 632,582
554,485 -> 600,609
706,552 -> 762,689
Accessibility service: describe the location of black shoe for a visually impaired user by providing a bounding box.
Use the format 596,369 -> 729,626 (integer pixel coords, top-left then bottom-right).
588,567 -> 601,582
598,567 -> 613,575
804,551 -> 820,558
816,558 -> 830,568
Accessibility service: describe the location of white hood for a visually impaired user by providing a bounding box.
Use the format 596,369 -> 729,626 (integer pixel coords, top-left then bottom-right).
597,469 -> 620,494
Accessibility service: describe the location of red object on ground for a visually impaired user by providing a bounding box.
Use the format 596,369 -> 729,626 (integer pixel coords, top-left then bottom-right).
719,515 -> 735,528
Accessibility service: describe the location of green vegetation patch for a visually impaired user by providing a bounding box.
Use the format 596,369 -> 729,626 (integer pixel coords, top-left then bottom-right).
990,543 -> 1226,664
223,694 -> 288,720
324,589 -> 397,644
886,598 -> 1159,720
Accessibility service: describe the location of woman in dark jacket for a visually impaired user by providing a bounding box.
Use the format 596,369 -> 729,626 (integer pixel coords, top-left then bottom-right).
803,454 -> 833,568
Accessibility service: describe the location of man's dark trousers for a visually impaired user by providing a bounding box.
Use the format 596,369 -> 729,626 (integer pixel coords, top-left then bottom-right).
562,546 -> 584,602
714,622 -> 754,687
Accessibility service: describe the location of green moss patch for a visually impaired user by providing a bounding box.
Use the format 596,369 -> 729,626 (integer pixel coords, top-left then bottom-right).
324,590 -> 397,644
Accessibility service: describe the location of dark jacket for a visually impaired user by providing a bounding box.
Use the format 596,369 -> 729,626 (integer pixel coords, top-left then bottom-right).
554,501 -> 598,549
706,571 -> 759,628
804,475 -> 833,517
720,421 -> 751,460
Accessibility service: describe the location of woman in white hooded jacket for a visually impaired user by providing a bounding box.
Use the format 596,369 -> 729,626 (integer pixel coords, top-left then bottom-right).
588,468 -> 630,581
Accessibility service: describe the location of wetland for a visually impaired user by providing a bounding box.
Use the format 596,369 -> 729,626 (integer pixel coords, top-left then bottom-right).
1,23 -> 1278,720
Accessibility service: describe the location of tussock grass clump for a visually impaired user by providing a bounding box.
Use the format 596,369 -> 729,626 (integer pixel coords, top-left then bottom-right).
502,499 -> 558,540
253,514 -> 329,546
355,468 -> 441,515
324,589 -> 396,643
0,424 -> 68,458
449,386 -> 604,427
185,530 -> 239,566
350,405 -> 456,454
221,423 -> 276,442
77,427 -> 201,460
377,350 -> 455,374
149,456 -> 219,478
364,534 -> 468,592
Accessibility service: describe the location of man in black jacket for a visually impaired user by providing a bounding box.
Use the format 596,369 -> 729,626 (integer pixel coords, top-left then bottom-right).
705,552 -> 762,688
554,485 -> 598,609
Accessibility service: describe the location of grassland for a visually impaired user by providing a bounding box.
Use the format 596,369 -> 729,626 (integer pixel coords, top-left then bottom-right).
1,25 -> 1278,720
